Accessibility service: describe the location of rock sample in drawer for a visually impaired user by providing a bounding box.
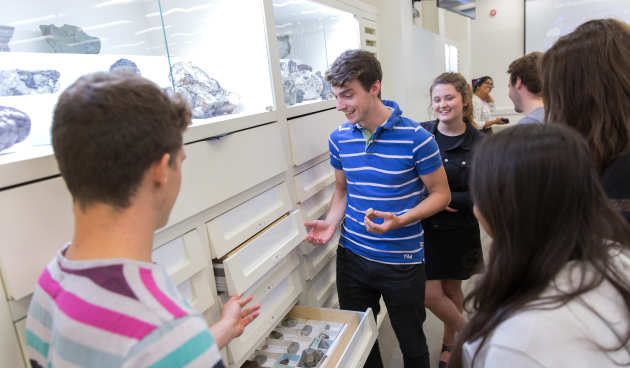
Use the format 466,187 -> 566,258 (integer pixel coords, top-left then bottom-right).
0,106 -> 31,152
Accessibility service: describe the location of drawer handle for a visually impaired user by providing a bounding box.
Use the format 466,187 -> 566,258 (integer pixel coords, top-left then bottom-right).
203,132 -> 230,141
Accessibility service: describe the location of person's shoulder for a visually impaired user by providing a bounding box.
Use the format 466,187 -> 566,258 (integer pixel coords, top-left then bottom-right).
330,121 -> 353,140
419,119 -> 437,133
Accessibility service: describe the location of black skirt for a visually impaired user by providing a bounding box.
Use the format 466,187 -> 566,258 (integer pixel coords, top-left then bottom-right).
423,219 -> 483,280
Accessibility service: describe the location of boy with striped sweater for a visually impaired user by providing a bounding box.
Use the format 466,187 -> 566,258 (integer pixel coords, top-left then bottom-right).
25,72 -> 259,367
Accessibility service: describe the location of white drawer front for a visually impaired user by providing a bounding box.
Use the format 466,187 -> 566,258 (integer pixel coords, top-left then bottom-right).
300,222 -> 340,257
152,230 -> 209,286
301,232 -> 338,280
299,182 -> 335,223
206,182 -> 292,259
227,269 -> 302,366
0,177 -> 73,300
14,319 -> 27,368
294,159 -> 335,203
175,267 -> 218,313
336,309 -> 378,368
301,256 -> 336,308
168,122 -> 288,227
288,108 -> 344,166
223,210 -> 306,295
1,282 -> 24,368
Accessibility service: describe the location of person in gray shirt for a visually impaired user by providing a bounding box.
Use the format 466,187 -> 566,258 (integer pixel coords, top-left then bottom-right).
507,52 -> 545,124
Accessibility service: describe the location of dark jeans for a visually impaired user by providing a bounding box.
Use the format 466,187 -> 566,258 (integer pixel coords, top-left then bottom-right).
336,246 -> 430,368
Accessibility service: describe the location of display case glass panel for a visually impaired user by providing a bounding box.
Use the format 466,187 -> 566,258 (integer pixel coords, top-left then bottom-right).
273,0 -> 360,108
0,0 -> 172,166
159,0 -> 274,126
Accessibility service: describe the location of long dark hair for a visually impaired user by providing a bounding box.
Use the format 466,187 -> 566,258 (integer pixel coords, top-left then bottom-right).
450,124 -> 630,367
542,18 -> 630,172
430,72 -> 478,129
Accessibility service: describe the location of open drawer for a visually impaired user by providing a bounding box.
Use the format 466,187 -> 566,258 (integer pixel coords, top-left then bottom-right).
294,159 -> 335,204
205,182 -> 292,259
300,256 -> 337,308
217,210 -> 306,296
226,253 -> 304,367
242,305 -> 377,368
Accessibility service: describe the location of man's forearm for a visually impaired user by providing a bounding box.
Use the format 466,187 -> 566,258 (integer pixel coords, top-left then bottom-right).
397,190 -> 450,226
324,187 -> 347,227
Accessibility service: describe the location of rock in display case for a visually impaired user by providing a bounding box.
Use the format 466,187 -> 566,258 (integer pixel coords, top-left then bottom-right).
273,0 -> 360,108
0,0 -> 273,169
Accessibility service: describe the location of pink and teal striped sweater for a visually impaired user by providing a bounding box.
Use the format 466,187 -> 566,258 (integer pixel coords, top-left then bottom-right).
25,245 -> 224,367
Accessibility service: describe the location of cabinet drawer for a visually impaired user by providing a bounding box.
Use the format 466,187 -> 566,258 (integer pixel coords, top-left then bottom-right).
1,282 -> 23,368
205,182 -> 292,259
175,267 -> 218,314
300,231 -> 338,280
301,256 -> 336,308
220,210 -> 306,296
288,108 -> 344,166
14,319 -> 27,368
152,229 -> 210,286
168,122 -> 288,227
294,159 -> 335,203
299,183 -> 335,223
227,267 -> 303,366
0,177 -> 73,301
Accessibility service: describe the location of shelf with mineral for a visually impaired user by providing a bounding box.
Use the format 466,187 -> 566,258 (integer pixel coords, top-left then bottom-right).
273,0 -> 361,109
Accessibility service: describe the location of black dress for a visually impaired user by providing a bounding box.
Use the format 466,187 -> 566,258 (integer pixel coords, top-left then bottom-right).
420,120 -> 484,280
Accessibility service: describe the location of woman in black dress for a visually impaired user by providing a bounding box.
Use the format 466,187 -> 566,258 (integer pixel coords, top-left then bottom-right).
421,73 -> 483,367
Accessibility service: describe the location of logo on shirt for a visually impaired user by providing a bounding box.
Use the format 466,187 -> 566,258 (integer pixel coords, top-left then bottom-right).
404,254 -> 413,260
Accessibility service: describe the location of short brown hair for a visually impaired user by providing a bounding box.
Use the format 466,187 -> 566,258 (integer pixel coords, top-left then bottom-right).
507,52 -> 543,95
325,49 -> 382,96
52,72 -> 191,210
542,19 -> 630,171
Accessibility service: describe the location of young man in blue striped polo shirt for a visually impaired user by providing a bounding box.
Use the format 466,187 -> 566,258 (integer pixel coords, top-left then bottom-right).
305,50 -> 451,368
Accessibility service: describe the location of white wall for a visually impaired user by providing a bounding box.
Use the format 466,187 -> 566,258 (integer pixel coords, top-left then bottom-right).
471,0 -> 524,114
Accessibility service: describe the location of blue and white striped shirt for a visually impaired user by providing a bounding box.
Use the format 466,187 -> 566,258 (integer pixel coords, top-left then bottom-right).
329,100 -> 442,264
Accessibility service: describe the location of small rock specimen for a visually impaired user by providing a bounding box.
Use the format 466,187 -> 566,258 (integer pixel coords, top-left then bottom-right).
300,325 -> 313,336
0,25 -> 14,52
318,338 -> 330,349
269,330 -> 283,339
0,69 -> 60,96
109,58 -> 141,75
0,106 -> 31,152
280,59 -> 330,105
170,61 -> 239,119
277,35 -> 291,59
40,24 -> 101,54
298,348 -> 325,367
287,341 -> 300,354
281,318 -> 298,328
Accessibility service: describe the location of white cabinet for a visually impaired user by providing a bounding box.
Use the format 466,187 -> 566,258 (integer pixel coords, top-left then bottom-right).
300,256 -> 337,308
288,109 -> 345,167
294,159 -> 335,203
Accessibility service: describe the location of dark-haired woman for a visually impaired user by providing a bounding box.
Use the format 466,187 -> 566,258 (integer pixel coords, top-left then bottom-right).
421,73 -> 484,367
450,124 -> 630,368
542,18 -> 630,222
471,76 -> 506,132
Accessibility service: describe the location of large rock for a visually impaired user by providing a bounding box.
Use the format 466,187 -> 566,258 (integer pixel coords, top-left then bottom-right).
280,59 -> 325,105
40,24 -> 101,54
0,25 -> 14,52
109,58 -> 141,75
0,106 -> 31,152
171,61 -> 239,119
0,69 -> 60,96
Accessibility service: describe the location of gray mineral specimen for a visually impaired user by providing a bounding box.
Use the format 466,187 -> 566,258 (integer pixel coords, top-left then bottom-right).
0,106 -> 31,152
0,25 -> 14,52
280,59 -> 325,105
281,318 -> 298,328
270,330 -> 283,339
318,338 -> 330,349
287,341 -> 300,354
298,348 -> 325,367
40,24 -> 101,54
110,58 -> 141,75
300,325 -> 313,336
171,61 -> 239,119
277,35 -> 291,59
0,69 -> 60,96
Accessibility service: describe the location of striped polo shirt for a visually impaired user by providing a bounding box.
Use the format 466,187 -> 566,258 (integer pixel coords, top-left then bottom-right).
329,100 -> 442,264
25,245 -> 224,368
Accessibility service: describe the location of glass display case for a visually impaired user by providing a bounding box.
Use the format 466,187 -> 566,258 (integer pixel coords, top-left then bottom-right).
272,0 -> 360,108
0,0 -> 273,168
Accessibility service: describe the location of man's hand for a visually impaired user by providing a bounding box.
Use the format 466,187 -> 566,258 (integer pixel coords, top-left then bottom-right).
211,295 -> 260,348
364,208 -> 402,234
305,219 -> 336,245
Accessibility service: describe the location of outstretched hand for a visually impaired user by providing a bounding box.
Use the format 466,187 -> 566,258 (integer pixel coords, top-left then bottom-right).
364,208 -> 402,234
211,295 -> 260,348
304,219 -> 335,245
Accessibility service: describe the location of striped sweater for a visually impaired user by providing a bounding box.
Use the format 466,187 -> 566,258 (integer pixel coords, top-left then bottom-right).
329,100 -> 443,264
25,245 -> 224,368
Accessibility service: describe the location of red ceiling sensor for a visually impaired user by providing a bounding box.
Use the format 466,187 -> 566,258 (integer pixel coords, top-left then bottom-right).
490,9 -> 497,16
